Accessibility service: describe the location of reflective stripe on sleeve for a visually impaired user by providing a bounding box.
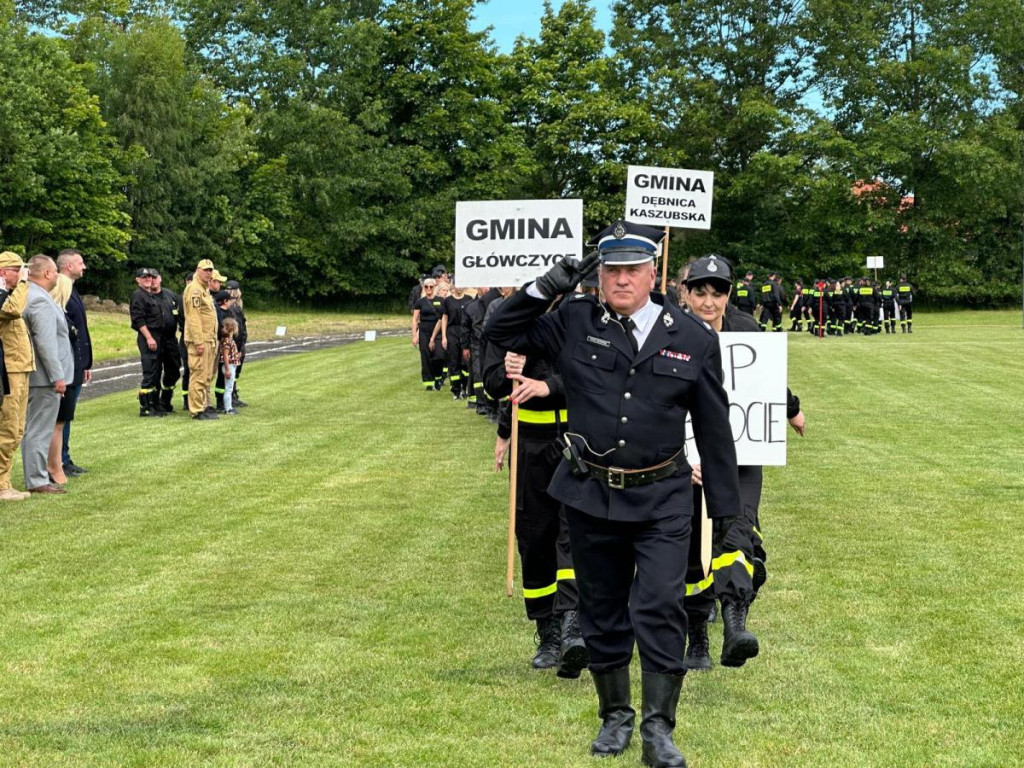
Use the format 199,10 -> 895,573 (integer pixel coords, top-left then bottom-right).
523,582 -> 557,599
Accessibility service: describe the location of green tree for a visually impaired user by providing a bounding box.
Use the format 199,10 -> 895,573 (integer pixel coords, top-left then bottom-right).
0,11 -> 129,262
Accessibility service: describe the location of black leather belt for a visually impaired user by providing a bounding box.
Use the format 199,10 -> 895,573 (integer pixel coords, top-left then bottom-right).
584,451 -> 683,490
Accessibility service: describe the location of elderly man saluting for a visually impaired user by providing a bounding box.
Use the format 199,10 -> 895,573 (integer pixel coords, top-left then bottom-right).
485,221 -> 742,768
0,251 -> 33,501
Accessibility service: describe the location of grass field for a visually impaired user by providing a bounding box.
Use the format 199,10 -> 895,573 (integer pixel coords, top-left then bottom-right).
85,309 -> 410,363
0,310 -> 1021,767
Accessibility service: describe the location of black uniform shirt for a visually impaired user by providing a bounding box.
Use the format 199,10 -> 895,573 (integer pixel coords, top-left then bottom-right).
130,288 -> 163,334
486,289 -> 740,523
154,288 -> 181,337
443,294 -> 472,335
414,295 -> 442,334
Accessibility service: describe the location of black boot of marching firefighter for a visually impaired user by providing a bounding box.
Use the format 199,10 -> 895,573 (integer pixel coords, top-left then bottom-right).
556,610 -> 588,679
215,392 -> 225,414
533,617 -> 561,670
591,667 -> 634,757
720,599 -> 759,667
640,673 -> 687,767
683,620 -> 711,671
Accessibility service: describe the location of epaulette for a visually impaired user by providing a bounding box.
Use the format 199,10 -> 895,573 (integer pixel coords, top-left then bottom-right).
677,307 -> 716,336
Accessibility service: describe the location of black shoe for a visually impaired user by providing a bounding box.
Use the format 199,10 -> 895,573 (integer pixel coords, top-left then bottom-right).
233,398 -> 248,408
640,673 -> 686,767
683,620 -> 711,672
192,411 -> 219,420
532,617 -> 561,670
591,667 -> 634,757
204,406 -> 216,413
63,463 -> 88,476
720,599 -> 759,667
556,610 -> 589,679
433,380 -> 443,391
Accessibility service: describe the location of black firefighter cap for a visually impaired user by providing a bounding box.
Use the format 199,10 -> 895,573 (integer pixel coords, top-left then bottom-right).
685,254 -> 733,292
589,220 -> 665,265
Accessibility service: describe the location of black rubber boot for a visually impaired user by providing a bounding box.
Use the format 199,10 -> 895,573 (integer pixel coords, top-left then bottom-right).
150,391 -> 167,416
556,610 -> 589,679
590,667 -> 634,757
720,599 -> 759,667
683,620 -> 711,672
215,392 -> 225,413
139,393 -> 153,417
183,394 -> 189,411
640,673 -> 686,767
532,617 -> 561,670
159,389 -> 174,413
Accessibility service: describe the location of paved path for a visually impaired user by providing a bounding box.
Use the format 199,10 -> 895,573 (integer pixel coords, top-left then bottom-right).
80,330 -> 405,401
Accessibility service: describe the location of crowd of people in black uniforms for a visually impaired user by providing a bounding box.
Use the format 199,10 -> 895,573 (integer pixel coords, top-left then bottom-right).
727,272 -> 916,336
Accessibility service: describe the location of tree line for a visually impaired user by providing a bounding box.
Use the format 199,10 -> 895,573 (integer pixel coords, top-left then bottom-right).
2,0 -> 1023,305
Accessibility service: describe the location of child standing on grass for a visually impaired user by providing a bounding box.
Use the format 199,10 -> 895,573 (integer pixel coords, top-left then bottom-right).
219,318 -> 242,415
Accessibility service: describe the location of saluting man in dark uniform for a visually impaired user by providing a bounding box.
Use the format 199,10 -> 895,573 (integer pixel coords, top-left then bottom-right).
486,221 -> 741,768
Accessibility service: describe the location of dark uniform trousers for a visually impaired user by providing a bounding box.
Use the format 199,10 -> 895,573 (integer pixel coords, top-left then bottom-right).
137,336 -> 162,396
684,467 -> 761,624
517,431 -> 578,620
446,328 -> 469,394
485,289 -> 741,679
417,331 -> 444,387
156,331 -> 182,395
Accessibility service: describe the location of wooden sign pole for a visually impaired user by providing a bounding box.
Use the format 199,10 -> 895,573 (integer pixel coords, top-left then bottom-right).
506,403 -> 520,597
660,226 -> 671,293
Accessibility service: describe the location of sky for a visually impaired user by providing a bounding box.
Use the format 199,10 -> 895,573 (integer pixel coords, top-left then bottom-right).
470,0 -> 614,51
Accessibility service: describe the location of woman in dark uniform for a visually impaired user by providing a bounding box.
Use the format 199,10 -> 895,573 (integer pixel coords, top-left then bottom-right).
411,278 -> 445,390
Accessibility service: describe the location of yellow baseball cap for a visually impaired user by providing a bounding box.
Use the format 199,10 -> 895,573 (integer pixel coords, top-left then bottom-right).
211,270 -> 227,282
196,259 -> 215,270
0,251 -> 25,268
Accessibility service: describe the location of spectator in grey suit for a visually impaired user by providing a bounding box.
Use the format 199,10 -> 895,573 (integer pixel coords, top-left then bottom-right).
21,255 -> 74,494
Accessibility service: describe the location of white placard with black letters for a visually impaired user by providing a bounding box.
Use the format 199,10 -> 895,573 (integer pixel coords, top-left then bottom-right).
454,199 -> 584,288
685,333 -> 788,466
625,165 -> 714,230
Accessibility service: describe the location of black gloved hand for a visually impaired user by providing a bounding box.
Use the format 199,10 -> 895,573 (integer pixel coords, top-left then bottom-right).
534,251 -> 600,298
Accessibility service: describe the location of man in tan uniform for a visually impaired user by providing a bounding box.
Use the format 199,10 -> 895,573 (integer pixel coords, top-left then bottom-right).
0,251 -> 35,500
183,259 -> 219,420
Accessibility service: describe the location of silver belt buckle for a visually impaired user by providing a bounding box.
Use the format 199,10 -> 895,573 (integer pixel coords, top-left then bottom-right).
607,467 -> 626,490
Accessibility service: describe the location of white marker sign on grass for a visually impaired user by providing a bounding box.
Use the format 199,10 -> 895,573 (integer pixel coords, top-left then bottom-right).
686,333 -> 788,466
454,199 -> 584,288
625,165 -> 714,230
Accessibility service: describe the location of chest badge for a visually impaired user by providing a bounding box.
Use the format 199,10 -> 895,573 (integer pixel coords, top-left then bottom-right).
662,313 -> 674,328
659,349 -> 690,362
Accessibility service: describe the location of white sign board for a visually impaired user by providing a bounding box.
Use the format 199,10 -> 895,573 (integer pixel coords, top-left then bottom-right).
625,165 -> 714,230
685,333 -> 788,466
866,256 -> 884,269
454,199 -> 584,288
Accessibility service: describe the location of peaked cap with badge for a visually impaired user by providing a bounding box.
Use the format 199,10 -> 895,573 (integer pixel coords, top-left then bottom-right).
686,254 -> 733,293
589,220 -> 666,265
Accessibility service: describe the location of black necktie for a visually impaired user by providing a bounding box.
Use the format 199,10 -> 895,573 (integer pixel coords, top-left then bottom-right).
621,316 -> 639,355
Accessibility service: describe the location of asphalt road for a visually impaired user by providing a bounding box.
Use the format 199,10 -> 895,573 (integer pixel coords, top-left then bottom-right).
80,330 -> 405,402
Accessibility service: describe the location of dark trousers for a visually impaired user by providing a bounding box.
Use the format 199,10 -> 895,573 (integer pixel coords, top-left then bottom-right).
684,468 -> 760,622
566,505 -> 690,675
156,334 -> 182,393
446,332 -> 469,393
138,336 -> 161,393
417,332 -> 443,386
516,434 -> 577,620
759,304 -> 782,330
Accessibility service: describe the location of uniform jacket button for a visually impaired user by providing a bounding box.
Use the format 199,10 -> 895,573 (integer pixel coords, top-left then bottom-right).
624,392 -> 631,400
629,368 -> 636,376
591,354 -> 597,360
618,439 -> 626,448
621,416 -> 628,424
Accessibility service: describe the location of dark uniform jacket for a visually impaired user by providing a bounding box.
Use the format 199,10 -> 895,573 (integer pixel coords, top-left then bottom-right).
734,281 -> 756,313
130,287 -> 163,334
65,288 -> 92,387
486,289 -> 740,524
154,288 -> 181,339
897,281 -> 914,305
759,280 -> 783,306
